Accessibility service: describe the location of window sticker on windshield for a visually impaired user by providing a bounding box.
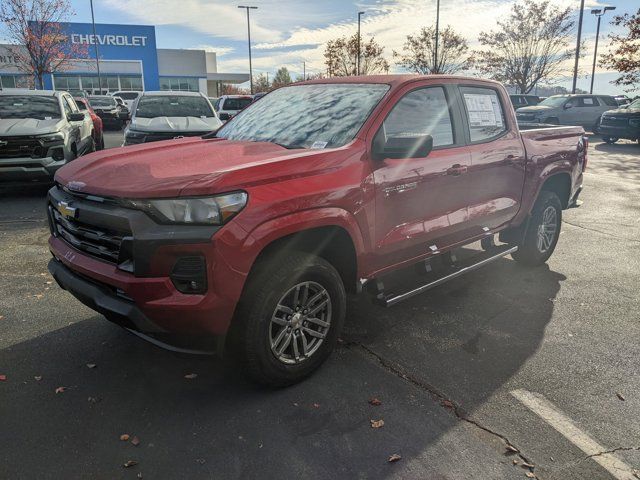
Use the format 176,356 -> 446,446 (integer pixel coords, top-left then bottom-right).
311,141 -> 328,149
463,93 -> 503,128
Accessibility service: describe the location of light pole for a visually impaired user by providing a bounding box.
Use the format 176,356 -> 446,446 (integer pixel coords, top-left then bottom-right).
89,0 -> 102,94
434,0 -> 440,73
571,0 -> 585,93
238,5 -> 258,94
589,6 -> 615,94
357,11 -> 365,75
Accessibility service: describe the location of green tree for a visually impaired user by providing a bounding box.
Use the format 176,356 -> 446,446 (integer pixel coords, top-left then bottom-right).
394,25 -> 475,74
475,0 -> 576,94
253,73 -> 271,92
272,67 -> 292,88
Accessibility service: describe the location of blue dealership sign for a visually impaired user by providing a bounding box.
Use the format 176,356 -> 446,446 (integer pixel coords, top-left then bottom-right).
45,22 -> 159,90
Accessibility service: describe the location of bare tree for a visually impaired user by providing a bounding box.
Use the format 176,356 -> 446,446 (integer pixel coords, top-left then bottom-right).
253,73 -> 271,93
324,34 -> 389,77
475,0 -> 576,94
600,8 -> 640,91
0,0 -> 86,89
272,67 -> 292,88
394,25 -> 475,74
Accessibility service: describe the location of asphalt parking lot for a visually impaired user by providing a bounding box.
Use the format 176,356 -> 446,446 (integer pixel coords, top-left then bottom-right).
1,133 -> 639,479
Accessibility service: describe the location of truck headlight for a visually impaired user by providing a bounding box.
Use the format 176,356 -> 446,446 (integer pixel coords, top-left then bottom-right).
38,133 -> 64,143
125,192 -> 248,225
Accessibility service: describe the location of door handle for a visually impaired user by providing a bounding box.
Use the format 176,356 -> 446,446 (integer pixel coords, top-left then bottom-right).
446,164 -> 468,176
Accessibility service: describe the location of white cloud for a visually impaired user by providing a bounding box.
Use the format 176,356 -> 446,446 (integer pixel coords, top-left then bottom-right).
190,44 -> 234,56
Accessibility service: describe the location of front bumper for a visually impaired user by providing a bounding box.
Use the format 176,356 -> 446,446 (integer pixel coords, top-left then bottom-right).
0,156 -> 66,184
47,185 -> 249,337
598,125 -> 639,140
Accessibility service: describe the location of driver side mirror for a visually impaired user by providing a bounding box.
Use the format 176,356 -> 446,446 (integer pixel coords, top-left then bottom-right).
373,134 -> 434,160
68,112 -> 85,122
563,103 -> 573,110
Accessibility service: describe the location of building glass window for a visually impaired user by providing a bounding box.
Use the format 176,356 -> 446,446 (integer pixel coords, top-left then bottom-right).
160,77 -> 200,92
0,74 -> 32,89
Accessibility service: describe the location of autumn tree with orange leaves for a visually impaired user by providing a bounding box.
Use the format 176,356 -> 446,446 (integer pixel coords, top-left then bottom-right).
0,0 -> 86,89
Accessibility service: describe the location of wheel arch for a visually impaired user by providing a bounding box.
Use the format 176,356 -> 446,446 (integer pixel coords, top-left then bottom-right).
540,172 -> 572,209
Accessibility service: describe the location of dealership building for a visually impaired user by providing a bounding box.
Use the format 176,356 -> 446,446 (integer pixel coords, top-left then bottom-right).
0,22 -> 249,96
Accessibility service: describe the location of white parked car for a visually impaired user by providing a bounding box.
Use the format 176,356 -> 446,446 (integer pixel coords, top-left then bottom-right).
214,95 -> 254,122
0,90 -> 94,185
110,91 -> 142,110
123,91 -> 222,146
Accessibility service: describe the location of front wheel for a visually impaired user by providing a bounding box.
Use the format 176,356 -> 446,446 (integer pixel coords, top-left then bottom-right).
512,191 -> 562,266
230,251 -> 346,387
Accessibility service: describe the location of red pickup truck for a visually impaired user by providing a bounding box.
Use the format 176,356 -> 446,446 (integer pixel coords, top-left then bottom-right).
47,76 -> 586,386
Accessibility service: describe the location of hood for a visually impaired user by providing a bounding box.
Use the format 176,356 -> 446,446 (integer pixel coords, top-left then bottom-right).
516,105 -> 554,114
131,116 -> 222,133
0,117 -> 65,136
54,137 -> 345,198
603,107 -> 640,117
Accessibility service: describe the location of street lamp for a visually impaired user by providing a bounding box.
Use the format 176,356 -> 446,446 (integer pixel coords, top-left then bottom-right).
571,0 -> 586,94
589,6 -> 616,94
357,11 -> 365,75
238,5 -> 258,94
89,0 -> 102,94
434,0 -> 440,73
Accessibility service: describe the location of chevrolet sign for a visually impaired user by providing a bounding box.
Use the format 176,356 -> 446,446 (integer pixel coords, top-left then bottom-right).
70,34 -> 148,47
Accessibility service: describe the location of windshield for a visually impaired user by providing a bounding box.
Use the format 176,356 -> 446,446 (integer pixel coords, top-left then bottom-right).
89,96 -> 117,108
222,97 -> 253,111
0,96 -> 61,120
135,95 -> 215,118
627,99 -> 640,109
217,83 -> 389,149
539,96 -> 569,107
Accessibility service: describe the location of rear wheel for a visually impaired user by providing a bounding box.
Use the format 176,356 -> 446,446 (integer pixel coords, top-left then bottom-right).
230,251 -> 346,387
512,191 -> 562,266
602,136 -> 618,144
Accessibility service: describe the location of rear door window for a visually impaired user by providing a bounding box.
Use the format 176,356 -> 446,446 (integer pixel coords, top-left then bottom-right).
577,97 -> 599,107
460,86 -> 507,143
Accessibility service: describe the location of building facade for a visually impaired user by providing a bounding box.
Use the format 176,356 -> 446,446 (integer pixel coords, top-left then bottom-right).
0,22 -> 249,96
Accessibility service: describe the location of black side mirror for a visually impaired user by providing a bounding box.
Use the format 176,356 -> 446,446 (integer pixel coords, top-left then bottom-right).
68,112 -> 85,121
563,103 -> 573,110
219,113 -> 231,121
373,134 -> 434,160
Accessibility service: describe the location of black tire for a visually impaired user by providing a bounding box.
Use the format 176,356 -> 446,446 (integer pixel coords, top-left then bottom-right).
602,136 -> 618,144
230,251 -> 346,387
512,191 -> 562,266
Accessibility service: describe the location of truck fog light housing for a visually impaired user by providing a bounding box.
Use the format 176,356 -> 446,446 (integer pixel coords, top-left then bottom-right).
170,256 -> 207,294
51,147 -> 65,161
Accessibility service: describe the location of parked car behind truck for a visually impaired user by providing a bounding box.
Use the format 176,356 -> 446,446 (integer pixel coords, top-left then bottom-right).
599,98 -> 640,144
0,90 -> 94,185
47,76 -> 586,386
516,93 -> 618,132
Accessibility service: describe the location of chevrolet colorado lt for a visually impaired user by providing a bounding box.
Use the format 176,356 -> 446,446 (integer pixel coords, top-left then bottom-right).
47,76 -> 586,386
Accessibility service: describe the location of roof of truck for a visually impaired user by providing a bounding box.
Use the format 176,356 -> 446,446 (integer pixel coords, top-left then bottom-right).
0,89 -> 60,96
302,74 -> 504,88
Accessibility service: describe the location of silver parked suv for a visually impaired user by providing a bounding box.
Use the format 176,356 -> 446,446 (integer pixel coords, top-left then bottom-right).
0,90 -> 94,185
515,94 -> 619,132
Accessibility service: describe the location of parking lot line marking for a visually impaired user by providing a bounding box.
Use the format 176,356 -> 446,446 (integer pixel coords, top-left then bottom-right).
511,389 -> 637,480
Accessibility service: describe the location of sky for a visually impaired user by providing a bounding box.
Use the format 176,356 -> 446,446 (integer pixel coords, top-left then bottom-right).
5,0 -> 638,94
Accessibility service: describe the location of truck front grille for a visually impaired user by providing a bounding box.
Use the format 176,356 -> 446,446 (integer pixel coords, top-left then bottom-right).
144,131 -> 208,143
0,137 -> 45,159
601,116 -> 629,127
50,207 -> 130,264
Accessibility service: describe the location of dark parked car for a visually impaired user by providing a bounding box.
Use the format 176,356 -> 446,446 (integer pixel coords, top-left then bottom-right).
510,94 -> 540,108
88,95 -> 124,130
599,98 -> 640,144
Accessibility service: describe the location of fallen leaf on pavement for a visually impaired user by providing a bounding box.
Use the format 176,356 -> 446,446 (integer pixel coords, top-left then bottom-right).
88,396 -> 101,403
137,473 -> 143,479
86,364 -> 97,369
441,399 -> 455,409
505,445 -> 520,454
616,392 -> 626,401
195,458 -> 206,465
513,459 -> 519,465
0,316 -> 4,321
388,453 -> 402,463
0,375 -> 6,382
55,386 -> 66,394
521,461 -> 535,469
120,434 -> 130,441
123,460 -> 138,468
368,397 -> 382,406
525,473 -> 535,478
34,376 -> 42,381
131,436 -> 140,446
33,294 -> 44,299
370,419 -> 385,428
184,373 -> 198,379
312,403 -> 320,408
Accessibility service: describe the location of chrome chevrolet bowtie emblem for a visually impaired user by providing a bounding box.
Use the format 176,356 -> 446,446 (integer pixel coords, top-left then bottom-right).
56,201 -> 77,219
0,140 -> 7,147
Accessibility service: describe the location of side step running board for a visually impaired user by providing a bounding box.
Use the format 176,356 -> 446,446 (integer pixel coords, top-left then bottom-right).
380,245 -> 518,307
